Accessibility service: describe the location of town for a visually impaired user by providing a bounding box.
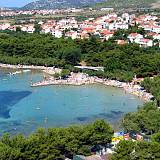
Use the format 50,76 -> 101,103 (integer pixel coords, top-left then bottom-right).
0,9 -> 160,48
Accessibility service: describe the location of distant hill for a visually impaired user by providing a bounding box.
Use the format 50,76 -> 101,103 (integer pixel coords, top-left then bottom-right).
95,0 -> 160,9
22,0 -> 105,10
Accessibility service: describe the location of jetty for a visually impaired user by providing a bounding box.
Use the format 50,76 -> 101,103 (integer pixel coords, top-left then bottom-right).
74,66 -> 104,71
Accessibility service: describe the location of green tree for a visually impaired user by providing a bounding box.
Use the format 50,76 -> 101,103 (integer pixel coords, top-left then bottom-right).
86,120 -> 113,145
122,102 -> 160,134
34,23 -> 42,34
112,140 -> 135,160
0,120 -> 113,159
112,141 -> 160,160
61,69 -> 70,79
16,27 -> 21,32
152,132 -> 160,143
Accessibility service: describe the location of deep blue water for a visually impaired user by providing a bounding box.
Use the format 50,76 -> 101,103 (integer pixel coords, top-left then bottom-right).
0,91 -> 31,118
0,68 -> 143,135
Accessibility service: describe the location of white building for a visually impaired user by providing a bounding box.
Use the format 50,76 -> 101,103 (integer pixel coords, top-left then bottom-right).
135,38 -> 153,47
52,29 -> 63,38
128,33 -> 143,43
152,26 -> 160,33
65,31 -> 78,39
0,23 -> 10,30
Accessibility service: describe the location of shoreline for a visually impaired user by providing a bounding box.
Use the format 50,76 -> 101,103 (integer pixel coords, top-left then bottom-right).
31,72 -> 154,102
0,63 -> 62,75
0,63 -> 53,70
0,63 -> 154,102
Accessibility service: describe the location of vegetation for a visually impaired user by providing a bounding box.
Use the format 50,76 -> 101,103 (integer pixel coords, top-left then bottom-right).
34,23 -> 42,34
111,27 -> 146,41
53,69 -> 71,79
95,0 -> 158,9
112,140 -> 160,160
142,76 -> 160,106
0,31 -> 160,82
0,120 -> 113,159
113,124 -> 160,159
22,0 -> 103,10
112,76 -> 160,159
121,76 -> 160,134
0,31 -> 81,67
122,102 -> 160,134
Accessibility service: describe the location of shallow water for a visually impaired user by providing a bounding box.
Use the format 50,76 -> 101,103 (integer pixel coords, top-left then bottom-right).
0,69 -> 143,135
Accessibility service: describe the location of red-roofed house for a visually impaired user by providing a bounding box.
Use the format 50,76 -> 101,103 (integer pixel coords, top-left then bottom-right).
65,31 -> 78,39
135,38 -> 153,47
8,25 -> 17,31
128,33 -> 143,43
80,32 -> 90,39
100,30 -> 114,40
83,27 -> 96,34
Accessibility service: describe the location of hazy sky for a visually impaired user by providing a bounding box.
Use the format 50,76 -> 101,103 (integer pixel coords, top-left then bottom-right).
0,0 -> 34,7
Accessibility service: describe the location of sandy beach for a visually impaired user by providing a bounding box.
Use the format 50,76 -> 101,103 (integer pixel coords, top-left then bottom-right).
31,72 -> 154,102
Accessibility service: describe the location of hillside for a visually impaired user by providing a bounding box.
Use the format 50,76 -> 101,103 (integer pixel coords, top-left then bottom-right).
22,0 -> 105,10
95,0 -> 160,9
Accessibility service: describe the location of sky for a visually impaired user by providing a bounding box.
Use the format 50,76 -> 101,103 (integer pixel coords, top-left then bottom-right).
0,0 -> 34,7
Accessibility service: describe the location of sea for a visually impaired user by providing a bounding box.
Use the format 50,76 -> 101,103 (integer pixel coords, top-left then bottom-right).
0,68 -> 143,136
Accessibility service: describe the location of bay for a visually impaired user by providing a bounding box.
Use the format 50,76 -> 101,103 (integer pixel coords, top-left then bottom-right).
0,69 -> 143,135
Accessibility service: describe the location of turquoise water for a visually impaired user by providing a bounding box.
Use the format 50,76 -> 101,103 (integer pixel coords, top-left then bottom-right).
0,69 -> 143,135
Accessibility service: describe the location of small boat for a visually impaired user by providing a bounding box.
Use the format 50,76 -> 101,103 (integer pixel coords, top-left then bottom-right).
129,97 -> 135,100
10,71 -> 22,75
23,69 -> 31,73
35,107 -> 40,110
44,117 -> 48,123
9,72 -> 13,76
14,71 -> 22,74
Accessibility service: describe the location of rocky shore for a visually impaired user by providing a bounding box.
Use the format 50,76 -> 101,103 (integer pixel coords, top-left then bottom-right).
0,63 -> 48,70
0,63 -> 62,75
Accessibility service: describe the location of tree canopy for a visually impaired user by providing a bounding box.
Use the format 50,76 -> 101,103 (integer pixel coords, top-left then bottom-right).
0,31 -> 160,81
0,120 -> 113,160
112,140 -> 160,160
